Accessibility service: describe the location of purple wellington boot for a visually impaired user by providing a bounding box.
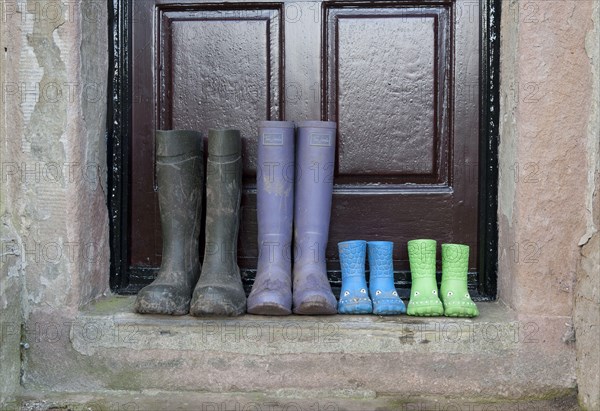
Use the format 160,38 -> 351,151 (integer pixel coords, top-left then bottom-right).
247,121 -> 295,315
292,121 -> 338,315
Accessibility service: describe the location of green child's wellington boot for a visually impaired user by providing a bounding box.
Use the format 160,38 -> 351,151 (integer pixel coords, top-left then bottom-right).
190,129 -> 246,316
406,239 -> 444,316
440,244 -> 479,317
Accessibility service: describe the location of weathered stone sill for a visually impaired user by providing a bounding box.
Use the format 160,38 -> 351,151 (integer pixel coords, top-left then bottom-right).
72,296 -> 558,355
17,295 -> 572,400
15,388 -> 579,411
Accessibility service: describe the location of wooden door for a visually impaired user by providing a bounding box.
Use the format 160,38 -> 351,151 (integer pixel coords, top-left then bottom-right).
128,0 -> 481,297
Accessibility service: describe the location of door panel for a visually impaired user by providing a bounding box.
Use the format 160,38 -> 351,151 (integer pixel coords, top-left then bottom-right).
128,0 -> 480,293
328,9 -> 444,181
159,6 -> 284,175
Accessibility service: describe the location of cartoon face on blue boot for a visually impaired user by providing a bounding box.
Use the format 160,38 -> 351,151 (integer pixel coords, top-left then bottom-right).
368,241 -> 406,315
337,240 -> 373,314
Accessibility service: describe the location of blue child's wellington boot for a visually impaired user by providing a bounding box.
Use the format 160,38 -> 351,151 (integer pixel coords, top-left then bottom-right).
247,121 -> 295,315
190,129 -> 246,317
134,130 -> 204,315
292,121 -> 338,315
338,240 -> 372,314
367,241 -> 406,315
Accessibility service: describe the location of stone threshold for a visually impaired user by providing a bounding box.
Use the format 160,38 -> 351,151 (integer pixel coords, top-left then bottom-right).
19,296 -> 574,400
72,296 -> 535,356
14,389 -> 579,411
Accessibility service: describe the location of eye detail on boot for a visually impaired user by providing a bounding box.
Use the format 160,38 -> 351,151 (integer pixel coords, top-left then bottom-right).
414,291 -> 420,296
344,291 -> 350,296
432,290 -> 437,295
447,291 -> 453,297
465,293 -> 470,298
392,291 -> 398,296
375,290 -> 382,296
360,288 -> 367,294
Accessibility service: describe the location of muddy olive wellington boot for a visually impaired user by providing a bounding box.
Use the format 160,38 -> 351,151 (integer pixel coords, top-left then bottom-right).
134,130 -> 204,315
190,129 -> 246,316
292,121 -> 338,315
247,121 -> 295,315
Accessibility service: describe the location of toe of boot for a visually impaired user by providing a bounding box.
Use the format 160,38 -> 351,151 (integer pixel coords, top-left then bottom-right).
247,289 -> 292,315
190,285 -> 247,316
134,284 -> 191,315
293,290 -> 337,315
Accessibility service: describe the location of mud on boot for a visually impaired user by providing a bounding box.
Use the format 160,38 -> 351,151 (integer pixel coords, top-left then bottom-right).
292,121 -> 337,315
134,130 -> 204,316
190,129 -> 246,317
247,121 -> 296,315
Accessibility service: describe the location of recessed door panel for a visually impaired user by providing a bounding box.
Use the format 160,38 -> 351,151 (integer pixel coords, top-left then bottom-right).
334,14 -> 440,180
159,8 -> 283,176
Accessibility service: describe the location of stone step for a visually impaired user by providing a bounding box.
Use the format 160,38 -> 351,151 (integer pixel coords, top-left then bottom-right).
14,389 -> 579,411
22,296 -> 576,402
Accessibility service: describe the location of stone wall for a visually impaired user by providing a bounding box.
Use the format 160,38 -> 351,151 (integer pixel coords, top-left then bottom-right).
0,0 -> 109,405
1,4 -> 23,403
498,0 -> 593,316
498,1 -> 599,408
575,0 -> 600,409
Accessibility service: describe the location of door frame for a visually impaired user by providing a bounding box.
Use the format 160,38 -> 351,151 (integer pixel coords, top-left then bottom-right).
106,0 -> 501,299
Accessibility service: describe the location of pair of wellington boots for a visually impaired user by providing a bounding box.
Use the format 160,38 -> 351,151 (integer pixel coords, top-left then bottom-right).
247,121 -> 338,315
134,129 -> 246,316
337,240 -> 406,316
406,239 -> 479,317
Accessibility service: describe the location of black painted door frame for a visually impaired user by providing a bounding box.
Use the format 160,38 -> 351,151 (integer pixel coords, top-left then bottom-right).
106,0 -> 500,300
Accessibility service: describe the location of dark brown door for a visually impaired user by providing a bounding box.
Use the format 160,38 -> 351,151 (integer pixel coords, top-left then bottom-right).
129,0 -> 480,295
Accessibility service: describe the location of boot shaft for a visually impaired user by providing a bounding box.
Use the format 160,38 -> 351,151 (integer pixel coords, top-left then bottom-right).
294,121 -> 337,265
367,241 -> 394,279
338,240 -> 367,279
257,121 -> 295,268
407,239 -> 437,278
203,129 -> 242,272
155,130 -> 204,272
441,243 -> 469,280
